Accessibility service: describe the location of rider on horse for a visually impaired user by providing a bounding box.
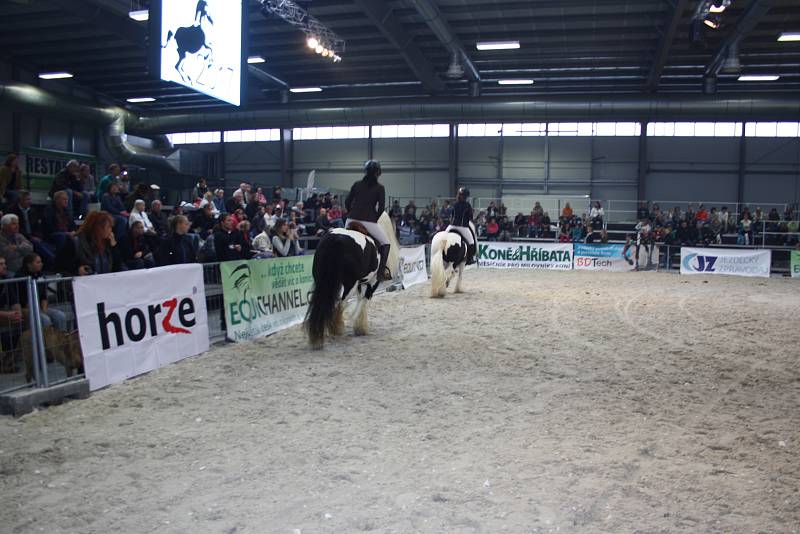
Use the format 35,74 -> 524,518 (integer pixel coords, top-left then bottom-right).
345,160 -> 392,281
446,187 -> 477,265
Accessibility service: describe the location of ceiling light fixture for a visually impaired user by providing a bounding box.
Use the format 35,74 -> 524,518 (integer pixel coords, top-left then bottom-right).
778,32 -> 800,42
307,37 -> 318,49
129,9 -> 149,21
290,87 -> 322,93
247,55 -> 266,64
498,79 -> 533,85
127,97 -> 156,103
738,74 -> 780,81
708,2 -> 728,13
476,41 -> 520,51
703,18 -> 720,29
38,72 -> 73,80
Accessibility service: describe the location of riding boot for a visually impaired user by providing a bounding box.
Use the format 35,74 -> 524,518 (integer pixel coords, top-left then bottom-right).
377,244 -> 392,282
466,243 -> 477,265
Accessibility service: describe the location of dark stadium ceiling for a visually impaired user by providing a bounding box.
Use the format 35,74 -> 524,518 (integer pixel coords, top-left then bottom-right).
1,0 -> 799,113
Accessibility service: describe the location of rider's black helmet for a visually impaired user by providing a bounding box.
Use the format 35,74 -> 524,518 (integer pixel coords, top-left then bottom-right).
364,160 -> 382,178
458,187 -> 470,199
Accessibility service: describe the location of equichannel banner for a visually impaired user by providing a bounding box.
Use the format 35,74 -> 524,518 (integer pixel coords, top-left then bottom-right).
792,250 -> 800,278
477,242 -> 572,270
399,245 -> 428,288
221,256 -> 315,342
680,247 -> 771,278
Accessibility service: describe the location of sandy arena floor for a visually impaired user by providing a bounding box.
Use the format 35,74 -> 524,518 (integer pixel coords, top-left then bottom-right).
1,269 -> 799,534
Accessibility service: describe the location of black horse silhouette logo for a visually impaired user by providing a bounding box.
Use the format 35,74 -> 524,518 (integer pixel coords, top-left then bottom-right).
163,0 -> 215,84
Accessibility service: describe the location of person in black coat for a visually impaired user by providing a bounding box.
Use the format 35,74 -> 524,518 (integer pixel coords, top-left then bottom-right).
191,203 -> 217,240
213,213 -> 247,262
119,220 -> 156,270
158,215 -> 197,266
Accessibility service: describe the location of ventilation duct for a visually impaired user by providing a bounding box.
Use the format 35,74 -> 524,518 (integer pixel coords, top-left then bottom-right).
0,82 -> 178,171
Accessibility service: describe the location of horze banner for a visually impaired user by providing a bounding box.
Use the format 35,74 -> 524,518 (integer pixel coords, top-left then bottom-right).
477,242 -> 572,270
73,264 -> 209,391
221,256 -> 314,342
792,251 -> 800,278
399,246 -> 428,288
680,247 -> 771,278
573,243 -> 656,271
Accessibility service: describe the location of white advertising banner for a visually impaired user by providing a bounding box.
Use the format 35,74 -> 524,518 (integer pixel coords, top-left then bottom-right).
680,247 -> 771,278
477,242 -> 573,270
73,264 -> 210,391
399,246 -> 428,288
574,243 -> 656,272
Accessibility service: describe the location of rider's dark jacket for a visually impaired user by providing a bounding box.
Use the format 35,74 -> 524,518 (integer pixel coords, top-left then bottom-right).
345,179 -> 385,223
451,200 -> 473,227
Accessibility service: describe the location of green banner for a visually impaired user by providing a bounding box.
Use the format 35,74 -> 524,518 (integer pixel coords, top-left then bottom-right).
221,256 -> 315,342
22,147 -> 98,191
792,251 -> 800,278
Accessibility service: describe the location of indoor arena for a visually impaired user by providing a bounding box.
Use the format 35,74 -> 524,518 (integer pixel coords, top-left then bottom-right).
1,1 -> 799,533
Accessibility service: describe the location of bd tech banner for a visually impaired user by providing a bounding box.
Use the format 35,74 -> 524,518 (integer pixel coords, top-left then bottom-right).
399,245 -> 428,288
477,242 -> 573,270
221,256 -> 314,342
574,243 -> 655,272
73,264 -> 209,391
680,247 -> 771,278
792,251 -> 800,279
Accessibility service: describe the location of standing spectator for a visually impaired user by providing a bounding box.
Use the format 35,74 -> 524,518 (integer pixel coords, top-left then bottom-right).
306,193 -> 319,220
75,211 -> 119,276
119,220 -> 156,270
271,218 -> 302,257
100,182 -> 129,239
79,164 -> 96,202
0,214 -> 34,274
739,213 -> 753,245
50,160 -> 87,218
636,201 -> 649,221
0,153 -> 22,204
42,191 -> 77,251
561,202 -> 573,221
532,201 -> 544,217
8,191 -> 53,265
214,213 -> 247,261
486,201 -> 499,219
148,200 -> 169,238
191,178 -> 208,201
158,215 -> 196,266
719,206 -> 731,233
96,163 -> 121,198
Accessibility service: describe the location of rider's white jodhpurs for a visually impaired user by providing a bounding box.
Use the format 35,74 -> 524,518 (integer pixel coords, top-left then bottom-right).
345,219 -> 390,246
445,225 -> 475,245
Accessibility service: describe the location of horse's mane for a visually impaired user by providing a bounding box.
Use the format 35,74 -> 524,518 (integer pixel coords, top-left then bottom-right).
346,221 -> 370,236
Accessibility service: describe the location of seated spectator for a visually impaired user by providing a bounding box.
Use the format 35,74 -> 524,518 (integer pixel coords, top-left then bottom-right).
558,224 -> 571,243
198,191 -> 219,217
255,187 -> 267,206
252,225 -> 273,258
585,225 -> 598,243
0,214 -> 34,275
119,220 -> 156,270
76,211 -> 120,276
0,153 -> 22,204
0,256 -> 23,373
50,159 -> 88,218
719,206 -> 731,233
738,213 -> 754,245
212,189 -> 226,214
390,199 -> 402,219
129,199 -> 156,235
272,186 -> 283,203
158,215 -> 196,266
271,218 -> 302,257
571,221 -> 585,242
148,200 -> 169,238
590,201 -> 604,226
8,191 -> 54,266
96,163 -> 121,199
42,191 -> 77,252
696,204 -> 709,224
541,212 -> 552,237
328,200 -> 345,228
226,190 -> 245,214
191,203 -> 217,240
79,164 -> 96,202
125,183 -> 151,212
486,202 -> 499,219
636,201 -> 649,221
676,220 -> 696,246
486,218 -> 500,241
100,182 -> 129,238
439,200 -> 453,223
191,178 -> 209,201
16,253 -> 67,331
600,228 -> 609,243
118,168 -> 131,194
286,210 -> 306,236
231,207 -> 247,228
514,212 -> 527,237
214,214 -> 247,261
404,201 -> 418,221
238,220 -> 252,256
767,208 -> 781,232
532,201 -> 544,217
315,208 -> 333,236
321,192 -> 333,210
527,210 -> 541,238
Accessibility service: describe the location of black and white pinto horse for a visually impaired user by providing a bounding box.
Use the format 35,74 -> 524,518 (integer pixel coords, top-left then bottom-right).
305,224 -> 380,349
163,0 -> 214,84
430,222 -> 476,298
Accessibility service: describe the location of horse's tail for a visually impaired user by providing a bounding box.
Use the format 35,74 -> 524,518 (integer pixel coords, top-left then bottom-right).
163,30 -> 174,48
305,237 -> 342,349
430,232 -> 447,298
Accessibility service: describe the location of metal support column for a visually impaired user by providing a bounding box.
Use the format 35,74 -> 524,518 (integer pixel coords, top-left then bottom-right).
280,128 -> 293,187
448,124 -> 458,196
637,122 -> 648,201
737,127 -> 746,206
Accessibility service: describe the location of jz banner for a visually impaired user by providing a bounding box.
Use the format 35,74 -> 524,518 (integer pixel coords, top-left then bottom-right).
792,251 -> 800,278
399,246 -> 427,288
477,242 -> 572,270
221,256 -> 314,342
680,247 -> 771,278
73,264 -> 209,391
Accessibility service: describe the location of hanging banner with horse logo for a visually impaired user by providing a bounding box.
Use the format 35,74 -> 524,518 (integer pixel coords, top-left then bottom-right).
399,246 -> 428,288
791,251 -> 800,278
477,242 -> 573,270
221,257 -> 315,342
152,0 -> 245,106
